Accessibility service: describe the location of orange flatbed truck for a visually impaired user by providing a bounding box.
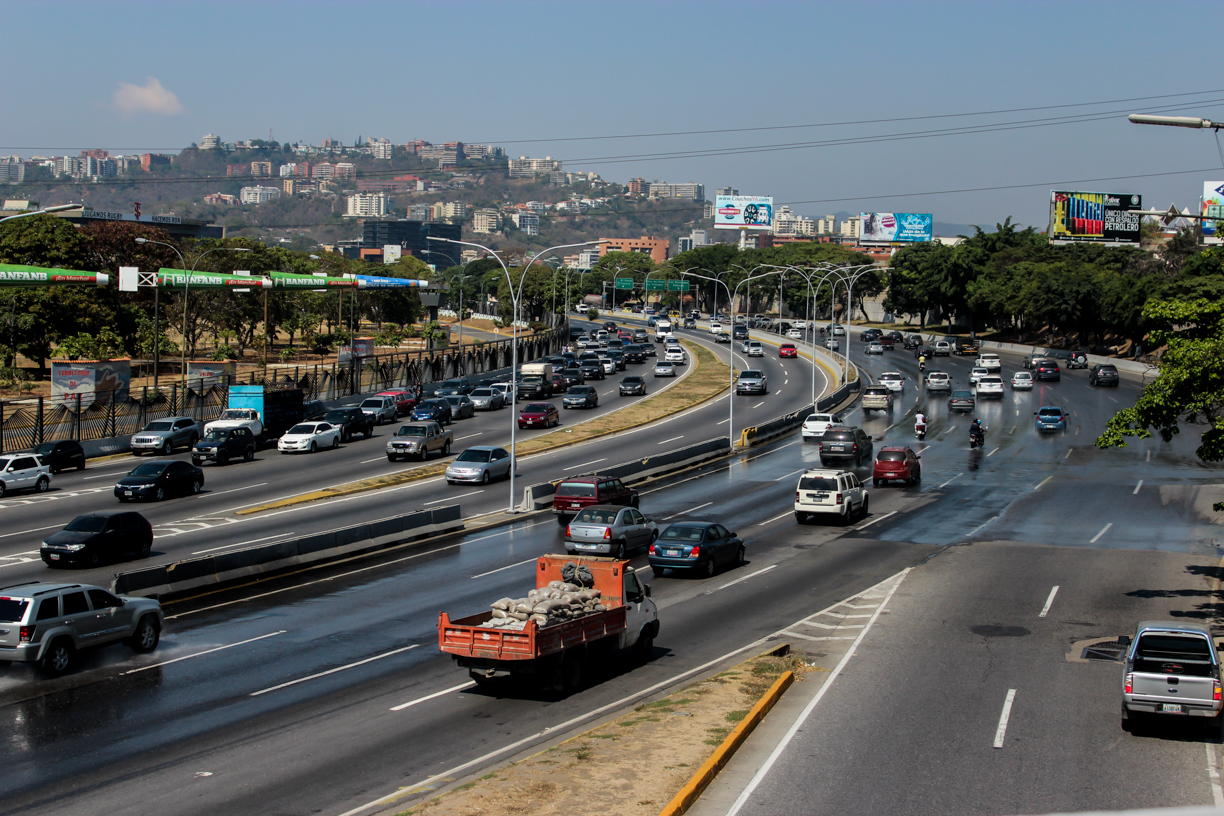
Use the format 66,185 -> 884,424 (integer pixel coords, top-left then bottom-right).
438,554 -> 659,692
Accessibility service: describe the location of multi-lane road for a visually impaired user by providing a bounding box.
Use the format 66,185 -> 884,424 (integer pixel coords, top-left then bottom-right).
4,318 -> 1218,816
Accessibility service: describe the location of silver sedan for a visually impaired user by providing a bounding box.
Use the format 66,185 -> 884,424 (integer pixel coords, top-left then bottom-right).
564,505 -> 658,559
444,446 -> 513,485
468,387 -> 505,411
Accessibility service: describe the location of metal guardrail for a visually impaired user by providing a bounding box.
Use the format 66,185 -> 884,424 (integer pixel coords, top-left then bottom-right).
738,380 -> 862,448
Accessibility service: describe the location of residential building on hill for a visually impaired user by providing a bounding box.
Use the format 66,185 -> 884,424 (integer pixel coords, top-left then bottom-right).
200,134 -> 220,149
628,178 -> 649,196
512,211 -> 540,236
227,164 -> 247,177
204,192 -> 238,206
472,209 -> 502,233
240,185 -> 281,204
250,161 -> 273,177
370,138 -> 393,160
508,156 -> 561,178
599,236 -> 669,264
648,181 -> 704,201
346,192 -> 389,217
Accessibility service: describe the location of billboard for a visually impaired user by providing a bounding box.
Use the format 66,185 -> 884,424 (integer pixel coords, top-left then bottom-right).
1048,191 -> 1142,246
51,358 -> 131,403
715,195 -> 774,230
0,263 -> 108,287
859,213 -> 933,243
1202,181 -> 1224,245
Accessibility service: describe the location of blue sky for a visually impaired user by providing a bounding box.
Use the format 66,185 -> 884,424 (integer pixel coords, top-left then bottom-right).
4,0 -> 1223,232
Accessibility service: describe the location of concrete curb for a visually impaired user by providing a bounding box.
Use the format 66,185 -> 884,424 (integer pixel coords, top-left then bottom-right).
659,669 -> 796,816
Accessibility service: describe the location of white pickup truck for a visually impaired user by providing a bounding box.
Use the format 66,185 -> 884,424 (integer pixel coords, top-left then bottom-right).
205,408 -> 264,439
1121,621 -> 1224,731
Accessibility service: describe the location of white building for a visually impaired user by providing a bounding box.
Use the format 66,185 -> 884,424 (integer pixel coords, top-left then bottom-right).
840,216 -> 861,238
525,201 -> 547,212
472,208 -> 501,233
676,229 -> 713,253
815,215 -> 837,235
279,163 -> 297,177
240,185 -> 282,205
772,206 -> 816,237
200,134 -> 220,150
512,211 -> 540,236
345,192 -> 389,217
442,201 -> 469,220
648,181 -> 705,200
508,156 -> 561,178
1,157 -> 24,182
575,248 -> 601,271
370,138 -> 393,160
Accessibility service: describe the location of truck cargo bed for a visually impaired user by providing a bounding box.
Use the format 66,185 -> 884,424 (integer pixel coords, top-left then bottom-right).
438,606 -> 627,661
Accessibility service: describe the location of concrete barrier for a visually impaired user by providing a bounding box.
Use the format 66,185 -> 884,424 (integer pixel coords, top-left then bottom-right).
738,380 -> 862,448
518,437 -> 731,512
113,505 -> 464,598
911,332 -> 1159,378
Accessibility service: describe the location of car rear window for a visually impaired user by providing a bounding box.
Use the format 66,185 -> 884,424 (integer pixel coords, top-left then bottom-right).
1135,634 -> 1214,676
864,388 -> 889,396
979,377 -> 1002,384
877,451 -> 907,461
806,415 -> 833,423
799,476 -> 837,490
556,482 -> 597,498
0,597 -> 28,623
1038,408 -> 1063,417
1099,365 -> 1118,372
662,525 -> 704,541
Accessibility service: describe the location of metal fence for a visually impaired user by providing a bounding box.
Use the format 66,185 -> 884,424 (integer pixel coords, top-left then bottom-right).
0,326 -> 566,454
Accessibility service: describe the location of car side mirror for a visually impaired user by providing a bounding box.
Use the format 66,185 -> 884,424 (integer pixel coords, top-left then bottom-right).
866,435 -> 873,441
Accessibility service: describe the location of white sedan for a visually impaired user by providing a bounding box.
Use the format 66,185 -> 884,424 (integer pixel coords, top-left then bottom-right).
969,366 -> 989,385
801,413 -> 841,440
878,372 -> 904,392
664,347 -> 686,365
787,328 -> 804,339
1012,371 -> 1034,390
278,421 -> 341,453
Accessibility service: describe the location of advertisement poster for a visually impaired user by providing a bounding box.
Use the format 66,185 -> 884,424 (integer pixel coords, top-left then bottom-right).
51,359 -> 131,402
1203,181 -> 1224,245
859,213 -> 933,243
1048,191 -> 1142,246
187,360 -> 237,385
715,195 -> 774,230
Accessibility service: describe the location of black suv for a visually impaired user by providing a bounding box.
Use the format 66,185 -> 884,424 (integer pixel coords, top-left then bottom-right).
818,426 -> 874,466
579,359 -> 605,380
325,407 -> 375,442
1088,363 -> 1119,387
31,440 -> 86,473
622,344 -> 645,364
192,426 -> 257,466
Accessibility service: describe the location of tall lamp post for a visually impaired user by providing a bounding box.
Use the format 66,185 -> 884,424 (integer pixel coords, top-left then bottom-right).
762,263 -> 833,408
134,238 -> 250,391
0,203 -> 82,224
429,237 -> 604,511
811,262 -> 877,385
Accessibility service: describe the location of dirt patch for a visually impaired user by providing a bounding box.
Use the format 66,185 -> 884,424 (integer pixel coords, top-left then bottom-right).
396,651 -> 811,816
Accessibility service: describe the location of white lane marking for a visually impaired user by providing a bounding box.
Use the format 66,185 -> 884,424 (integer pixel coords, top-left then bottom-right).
563,458 -> 607,471
661,501 -> 713,521
1206,743 -> 1224,808
968,516 -> 998,537
0,551 -> 43,569
1133,479 -> 1143,495
725,570 -> 909,816
757,510 -> 794,526
471,557 -> 537,579
992,689 -> 1018,748
1038,586 -> 1059,618
774,468 -> 807,482
84,472 -> 124,480
0,523 -> 62,540
1034,476 -> 1053,491
1065,447 -> 1073,459
986,446 -> 1000,457
774,390 -> 782,396
716,418 -> 730,425
361,456 -> 387,464
712,564 -> 776,592
752,401 -> 765,408
854,511 -> 896,531
390,681 -> 477,712
938,473 -> 962,489
196,483 -> 267,499
657,436 -> 685,445
123,630 -> 287,675
193,532 -> 296,556
250,644 -> 420,696
424,491 -> 480,505
454,433 -> 483,441
1090,523 -> 1113,544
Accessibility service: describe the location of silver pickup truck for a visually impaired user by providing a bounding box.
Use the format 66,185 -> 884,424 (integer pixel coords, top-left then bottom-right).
1121,621 -> 1223,730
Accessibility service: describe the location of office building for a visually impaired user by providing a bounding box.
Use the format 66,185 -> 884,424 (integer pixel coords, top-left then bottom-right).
1,157 -> 24,182
345,192 -> 389,217
599,236 -> 669,265
772,206 -> 816,237
408,204 -> 431,221
370,138 -> 393,160
250,161 -> 272,177
677,229 -> 713,253
280,163 -> 297,177
361,220 -> 462,267
815,214 -> 837,235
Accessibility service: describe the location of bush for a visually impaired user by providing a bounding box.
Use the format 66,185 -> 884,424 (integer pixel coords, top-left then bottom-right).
586,308 -> 599,321
212,344 -> 239,361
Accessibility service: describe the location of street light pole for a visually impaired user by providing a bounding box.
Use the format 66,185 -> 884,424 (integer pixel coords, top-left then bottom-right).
429,237 -> 604,512
0,203 -> 83,224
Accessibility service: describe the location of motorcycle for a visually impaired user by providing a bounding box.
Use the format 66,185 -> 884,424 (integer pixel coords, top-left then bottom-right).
919,359 -> 926,373
915,423 -> 927,441
969,425 -> 986,449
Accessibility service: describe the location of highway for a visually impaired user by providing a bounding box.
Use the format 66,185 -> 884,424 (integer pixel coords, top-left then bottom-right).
4,323 -> 1217,816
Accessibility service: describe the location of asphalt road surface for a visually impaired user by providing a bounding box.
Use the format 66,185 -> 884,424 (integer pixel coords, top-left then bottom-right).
4,325 -> 1216,816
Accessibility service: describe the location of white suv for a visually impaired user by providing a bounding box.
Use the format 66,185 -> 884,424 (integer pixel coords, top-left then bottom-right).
794,469 -> 868,524
975,353 -> 1001,371
976,375 -> 1004,398
0,454 -> 53,498
744,340 -> 764,357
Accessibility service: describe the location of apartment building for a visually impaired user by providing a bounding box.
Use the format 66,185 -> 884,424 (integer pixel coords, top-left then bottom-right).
408,204 -> 431,221
204,193 -> 238,206
345,192 -> 389,217
333,162 -> 355,180
442,201 -> 469,220
840,216 -> 861,238
772,205 -> 816,237
676,229 -> 713,253
472,209 -> 501,233
313,162 -> 335,180
141,153 -> 171,172
512,211 -> 540,236
463,144 -> 504,161
240,185 -> 281,204
599,236 -> 670,265
200,134 -> 221,149
250,161 -> 273,177
628,178 -> 650,196
815,214 -> 837,235
648,181 -> 704,201
508,156 -> 561,178
1,157 -> 24,182
369,138 -> 393,160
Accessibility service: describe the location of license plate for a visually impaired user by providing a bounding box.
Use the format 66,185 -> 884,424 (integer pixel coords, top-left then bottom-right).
1162,704 -> 1183,713
808,493 -> 827,500
666,549 -> 680,556
571,503 -> 581,509
830,445 -> 845,452
49,554 -> 60,560
125,490 -> 133,496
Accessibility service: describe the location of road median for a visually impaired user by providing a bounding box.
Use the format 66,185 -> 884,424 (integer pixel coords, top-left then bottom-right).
235,340 -> 729,516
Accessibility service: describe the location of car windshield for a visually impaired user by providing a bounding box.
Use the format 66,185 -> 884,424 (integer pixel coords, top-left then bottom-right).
0,598 -> 29,623
360,399 -> 383,408
33,442 -> 56,455
438,380 -> 463,390
523,404 -> 552,413
877,451 -> 907,461
396,426 -> 427,436
203,430 -> 229,441
556,481 -> 597,498
623,377 -> 643,384
129,464 -> 167,477
662,525 -> 704,541
65,515 -> 108,533
1039,408 -> 1063,417
470,388 -> 493,397
325,411 -> 351,422
741,370 -> 762,378
288,424 -> 317,434
444,396 -> 463,405
457,449 -> 491,463
799,476 -> 837,490
143,421 -> 173,431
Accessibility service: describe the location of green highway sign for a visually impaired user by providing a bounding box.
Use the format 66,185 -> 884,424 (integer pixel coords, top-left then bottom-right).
667,279 -> 691,292
645,278 -> 666,291
615,277 -> 634,290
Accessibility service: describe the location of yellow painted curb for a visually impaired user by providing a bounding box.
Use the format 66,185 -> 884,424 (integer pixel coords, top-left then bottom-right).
658,669 -> 796,816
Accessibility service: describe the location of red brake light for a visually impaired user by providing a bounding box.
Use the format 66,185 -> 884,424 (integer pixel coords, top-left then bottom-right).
19,625 -> 34,642
603,527 -> 612,540
1216,683 -> 1222,702
836,493 -> 844,505
795,491 -> 800,502
689,545 -> 701,558
1124,673 -> 1133,694
649,543 -> 655,554
565,524 -> 571,537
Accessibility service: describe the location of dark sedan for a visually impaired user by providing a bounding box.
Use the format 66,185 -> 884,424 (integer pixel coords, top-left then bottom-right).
518,402 -> 559,429
41,510 -> 154,567
914,346 -> 935,359
563,385 -> 599,409
579,360 -> 606,380
412,399 -> 453,425
114,460 -> 203,502
31,440 -> 86,473
559,368 -> 585,388
648,521 -> 744,578
620,375 -> 647,396
948,390 -> 975,412
433,378 -> 474,396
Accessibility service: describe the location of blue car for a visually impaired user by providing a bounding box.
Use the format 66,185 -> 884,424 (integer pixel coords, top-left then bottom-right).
1034,406 -> 1068,432
411,398 -> 453,426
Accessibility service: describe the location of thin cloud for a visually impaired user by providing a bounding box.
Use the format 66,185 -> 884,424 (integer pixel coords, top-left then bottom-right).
113,77 -> 185,115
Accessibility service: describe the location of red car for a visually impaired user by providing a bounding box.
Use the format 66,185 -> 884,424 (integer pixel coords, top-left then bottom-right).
518,402 -> 560,429
377,387 -> 420,415
779,343 -> 798,358
872,446 -> 922,486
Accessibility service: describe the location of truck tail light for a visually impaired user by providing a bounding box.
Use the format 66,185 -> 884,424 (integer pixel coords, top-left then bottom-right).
795,491 -> 800,502
836,493 -> 844,505
1124,673 -> 1133,694
19,625 -> 34,642
1215,683 -> 1222,702
565,524 -> 571,537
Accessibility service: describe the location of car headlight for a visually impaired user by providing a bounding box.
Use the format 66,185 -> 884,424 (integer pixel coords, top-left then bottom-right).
63,543 -> 85,551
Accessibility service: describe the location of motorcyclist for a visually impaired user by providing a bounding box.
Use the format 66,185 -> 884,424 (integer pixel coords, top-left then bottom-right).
918,354 -> 927,372
970,418 -> 984,445
914,411 -> 928,438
